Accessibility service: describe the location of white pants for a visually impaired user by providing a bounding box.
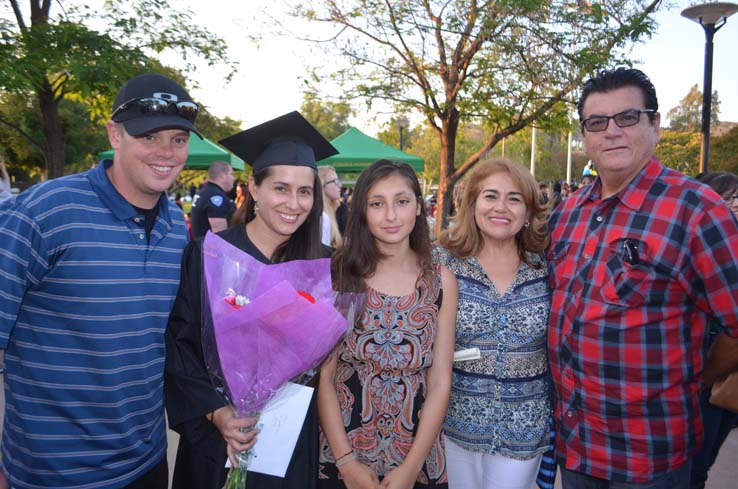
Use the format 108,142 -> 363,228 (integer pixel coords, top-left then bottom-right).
445,437 -> 542,489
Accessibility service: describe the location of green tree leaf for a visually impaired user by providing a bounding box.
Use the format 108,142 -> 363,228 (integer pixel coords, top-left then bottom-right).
291,0 -> 662,231
0,0 -> 235,180
667,84 -> 720,133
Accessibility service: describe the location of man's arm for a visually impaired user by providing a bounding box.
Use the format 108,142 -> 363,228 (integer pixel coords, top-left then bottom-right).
207,217 -> 228,233
703,332 -> 738,387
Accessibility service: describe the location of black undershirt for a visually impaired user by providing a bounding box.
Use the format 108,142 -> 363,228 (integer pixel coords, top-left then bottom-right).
132,204 -> 160,243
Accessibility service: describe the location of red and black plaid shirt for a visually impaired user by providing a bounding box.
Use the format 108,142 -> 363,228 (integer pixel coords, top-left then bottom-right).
547,158 -> 738,482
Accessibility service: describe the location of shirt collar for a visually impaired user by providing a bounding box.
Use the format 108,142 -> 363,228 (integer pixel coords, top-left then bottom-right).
578,157 -> 663,212
88,159 -> 172,223
616,157 -> 663,211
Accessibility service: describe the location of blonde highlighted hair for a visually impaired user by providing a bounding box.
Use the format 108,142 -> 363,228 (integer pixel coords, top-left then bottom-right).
318,165 -> 343,248
440,158 -> 549,266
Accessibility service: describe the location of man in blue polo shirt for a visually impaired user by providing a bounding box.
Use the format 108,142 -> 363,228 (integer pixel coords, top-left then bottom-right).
0,73 -> 201,488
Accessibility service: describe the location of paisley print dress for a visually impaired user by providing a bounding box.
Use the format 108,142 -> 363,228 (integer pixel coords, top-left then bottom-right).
318,270 -> 447,488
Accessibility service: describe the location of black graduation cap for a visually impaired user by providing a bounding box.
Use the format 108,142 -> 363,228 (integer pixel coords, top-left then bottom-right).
219,111 -> 338,172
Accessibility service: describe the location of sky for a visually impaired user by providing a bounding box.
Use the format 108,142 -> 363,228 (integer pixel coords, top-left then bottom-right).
176,0 -> 738,134
3,1 -> 737,133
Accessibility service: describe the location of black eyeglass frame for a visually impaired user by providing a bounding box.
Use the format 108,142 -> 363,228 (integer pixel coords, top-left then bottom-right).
111,97 -> 199,123
324,178 -> 342,187
581,109 -> 656,133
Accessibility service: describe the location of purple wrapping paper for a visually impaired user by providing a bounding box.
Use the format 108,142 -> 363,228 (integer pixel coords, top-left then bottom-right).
201,232 -> 348,416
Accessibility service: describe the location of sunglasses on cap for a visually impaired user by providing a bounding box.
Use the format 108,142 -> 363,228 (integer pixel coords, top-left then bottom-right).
112,97 -> 199,123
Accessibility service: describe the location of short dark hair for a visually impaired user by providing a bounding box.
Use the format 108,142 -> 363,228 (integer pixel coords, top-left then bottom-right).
578,67 -> 658,124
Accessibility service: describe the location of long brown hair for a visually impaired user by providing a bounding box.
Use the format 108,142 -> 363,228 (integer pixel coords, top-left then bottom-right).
440,158 -> 549,266
332,159 -> 433,293
230,166 -> 327,262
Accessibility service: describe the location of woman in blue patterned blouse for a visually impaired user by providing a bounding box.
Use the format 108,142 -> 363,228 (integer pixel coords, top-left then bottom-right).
435,158 -> 552,489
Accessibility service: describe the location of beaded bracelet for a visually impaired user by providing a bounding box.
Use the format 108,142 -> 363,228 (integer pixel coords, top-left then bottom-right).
336,452 -> 356,468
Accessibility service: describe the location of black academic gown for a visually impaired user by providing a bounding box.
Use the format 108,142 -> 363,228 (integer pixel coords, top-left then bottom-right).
165,225 -> 325,489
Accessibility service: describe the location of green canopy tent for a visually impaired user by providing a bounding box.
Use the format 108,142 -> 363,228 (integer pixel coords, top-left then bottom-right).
98,136 -> 245,170
318,127 -> 424,173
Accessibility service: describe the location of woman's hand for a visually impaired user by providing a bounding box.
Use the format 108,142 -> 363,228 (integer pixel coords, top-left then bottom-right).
380,463 -> 419,489
210,406 -> 260,467
339,459 -> 381,489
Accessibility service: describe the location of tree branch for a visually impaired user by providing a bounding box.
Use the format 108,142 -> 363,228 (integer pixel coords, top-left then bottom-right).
9,0 -> 27,31
0,115 -> 47,158
452,79 -> 577,180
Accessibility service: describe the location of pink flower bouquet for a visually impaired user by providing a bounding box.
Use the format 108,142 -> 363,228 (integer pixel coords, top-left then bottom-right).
200,233 -> 363,488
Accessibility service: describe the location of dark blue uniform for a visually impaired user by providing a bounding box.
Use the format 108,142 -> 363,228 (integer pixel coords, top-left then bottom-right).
190,182 -> 235,239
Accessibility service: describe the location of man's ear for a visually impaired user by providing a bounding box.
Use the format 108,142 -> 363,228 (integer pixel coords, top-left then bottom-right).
106,121 -> 123,150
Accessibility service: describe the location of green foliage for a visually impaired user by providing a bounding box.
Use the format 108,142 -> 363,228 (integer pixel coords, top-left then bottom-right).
300,93 -> 353,140
196,108 -> 243,144
0,0 -> 235,179
375,118 -> 586,185
667,84 -> 720,133
654,127 -> 738,177
292,0 -> 661,230
0,63 -> 241,181
710,126 -> 738,175
655,130 -> 701,176
0,91 -> 108,180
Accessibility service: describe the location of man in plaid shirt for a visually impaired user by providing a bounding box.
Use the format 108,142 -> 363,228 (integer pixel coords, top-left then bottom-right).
547,67 -> 738,489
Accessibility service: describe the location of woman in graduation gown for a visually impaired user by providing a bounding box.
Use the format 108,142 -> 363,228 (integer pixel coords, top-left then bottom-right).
165,111 -> 339,489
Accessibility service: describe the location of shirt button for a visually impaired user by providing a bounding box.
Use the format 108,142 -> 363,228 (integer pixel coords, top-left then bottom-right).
584,253 -> 591,259
139,233 -> 145,240
134,217 -> 141,223
566,410 -> 574,418
596,216 -> 603,222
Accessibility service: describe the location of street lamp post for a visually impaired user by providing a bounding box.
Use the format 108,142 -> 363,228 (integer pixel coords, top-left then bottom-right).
397,116 -> 409,151
682,1 -> 738,173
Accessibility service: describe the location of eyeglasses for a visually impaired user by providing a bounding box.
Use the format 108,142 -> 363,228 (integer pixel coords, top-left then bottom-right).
723,193 -> 738,204
581,109 -> 655,133
324,178 -> 341,187
111,97 -> 199,123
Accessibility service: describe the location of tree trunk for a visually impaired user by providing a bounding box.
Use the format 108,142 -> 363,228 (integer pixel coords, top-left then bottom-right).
435,109 -> 460,237
37,80 -> 65,180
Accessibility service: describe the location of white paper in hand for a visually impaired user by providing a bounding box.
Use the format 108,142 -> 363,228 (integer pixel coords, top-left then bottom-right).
225,382 -> 314,477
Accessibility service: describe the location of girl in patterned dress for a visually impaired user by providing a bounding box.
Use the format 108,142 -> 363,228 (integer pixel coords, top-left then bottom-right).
318,160 -> 458,489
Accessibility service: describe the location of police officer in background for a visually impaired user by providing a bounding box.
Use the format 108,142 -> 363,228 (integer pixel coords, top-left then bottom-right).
190,160 -> 236,238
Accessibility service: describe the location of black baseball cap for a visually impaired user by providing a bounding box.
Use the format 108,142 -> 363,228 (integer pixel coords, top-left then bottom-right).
219,111 -> 338,172
111,73 -> 203,138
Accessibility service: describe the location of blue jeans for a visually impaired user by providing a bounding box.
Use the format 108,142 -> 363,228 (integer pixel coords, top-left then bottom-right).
690,387 -> 738,489
560,461 -> 691,489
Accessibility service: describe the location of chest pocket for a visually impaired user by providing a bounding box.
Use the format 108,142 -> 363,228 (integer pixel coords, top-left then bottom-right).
602,238 -> 677,307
